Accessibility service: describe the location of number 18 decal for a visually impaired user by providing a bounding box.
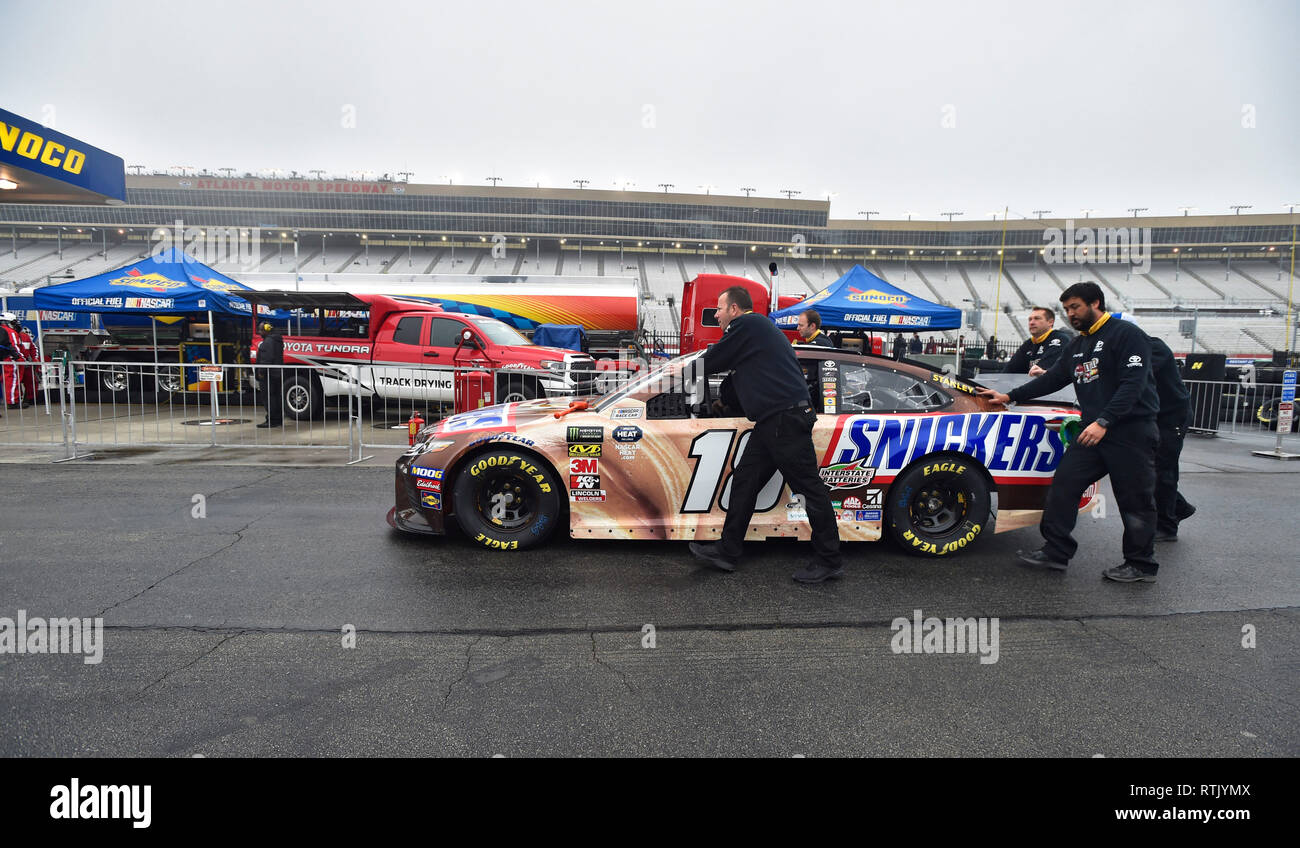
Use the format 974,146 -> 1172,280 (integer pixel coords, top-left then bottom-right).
682,430 -> 784,514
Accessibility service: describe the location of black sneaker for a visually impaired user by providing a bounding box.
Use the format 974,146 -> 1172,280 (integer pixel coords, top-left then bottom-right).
1017,549 -> 1068,571
255,421 -> 273,428
689,541 -> 738,572
1175,502 -> 1196,522
1154,531 -> 1178,543
792,562 -> 844,584
1102,564 -> 1157,583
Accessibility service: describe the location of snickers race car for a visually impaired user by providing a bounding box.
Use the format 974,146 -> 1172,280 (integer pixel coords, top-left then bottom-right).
388,347 -> 1099,557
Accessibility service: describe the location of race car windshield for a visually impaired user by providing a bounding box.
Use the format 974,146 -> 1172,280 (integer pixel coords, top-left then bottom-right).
594,351 -> 707,411
466,317 -> 531,346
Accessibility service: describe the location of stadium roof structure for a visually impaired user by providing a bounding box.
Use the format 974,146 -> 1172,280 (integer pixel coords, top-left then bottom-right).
0,107 -> 126,205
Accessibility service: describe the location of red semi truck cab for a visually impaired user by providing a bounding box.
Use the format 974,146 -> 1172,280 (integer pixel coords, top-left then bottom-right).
250,293 -> 596,420
678,274 -> 808,353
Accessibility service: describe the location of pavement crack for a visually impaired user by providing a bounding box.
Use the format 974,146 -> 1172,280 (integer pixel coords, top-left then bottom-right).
439,635 -> 482,716
591,631 -> 639,697
96,510 -> 279,619
200,470 -> 286,502
132,630 -> 244,701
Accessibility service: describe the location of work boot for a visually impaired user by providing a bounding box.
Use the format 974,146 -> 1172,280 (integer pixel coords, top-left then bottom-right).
689,541 -> 738,572
792,562 -> 844,584
1016,549 -> 1068,571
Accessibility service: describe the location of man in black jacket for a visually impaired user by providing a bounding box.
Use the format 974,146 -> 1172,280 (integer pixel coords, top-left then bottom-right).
691,286 -> 843,583
1005,307 -> 1071,375
978,282 -> 1161,583
256,322 -> 284,428
1147,333 -> 1196,541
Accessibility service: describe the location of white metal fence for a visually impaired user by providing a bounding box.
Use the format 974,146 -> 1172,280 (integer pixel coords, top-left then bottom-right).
9,362 -> 1284,463
0,357 -> 625,462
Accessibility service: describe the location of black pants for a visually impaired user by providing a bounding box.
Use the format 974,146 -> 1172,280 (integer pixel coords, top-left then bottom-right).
1155,422 -> 1191,535
263,368 -> 283,424
1040,418 -> 1158,573
720,405 -> 841,567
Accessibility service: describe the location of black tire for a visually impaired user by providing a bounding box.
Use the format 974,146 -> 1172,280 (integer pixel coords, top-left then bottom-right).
497,374 -> 539,404
282,373 -> 322,420
452,449 -> 562,550
885,455 -> 993,557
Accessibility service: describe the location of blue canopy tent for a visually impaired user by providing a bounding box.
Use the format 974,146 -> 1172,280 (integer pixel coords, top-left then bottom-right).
769,265 -> 962,333
32,249 -> 286,412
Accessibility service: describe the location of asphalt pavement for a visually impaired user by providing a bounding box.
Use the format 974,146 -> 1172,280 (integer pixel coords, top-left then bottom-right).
0,432 -> 1296,757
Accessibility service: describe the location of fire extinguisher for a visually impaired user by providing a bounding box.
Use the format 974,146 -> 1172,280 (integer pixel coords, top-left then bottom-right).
408,411 -> 425,446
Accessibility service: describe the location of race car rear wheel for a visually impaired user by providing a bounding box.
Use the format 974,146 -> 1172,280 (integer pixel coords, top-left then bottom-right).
452,449 -> 562,550
885,456 -> 992,557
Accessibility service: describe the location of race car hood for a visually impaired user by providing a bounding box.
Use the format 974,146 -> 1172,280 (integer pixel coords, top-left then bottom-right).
430,399 -> 575,437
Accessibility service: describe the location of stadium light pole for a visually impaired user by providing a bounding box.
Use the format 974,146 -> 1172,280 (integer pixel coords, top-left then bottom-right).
859,211 -> 878,220
573,179 -> 589,190
1032,210 -> 1051,220
310,169 -> 324,180
1178,206 -> 1196,217
1127,207 -> 1148,218
1230,205 -> 1253,215
1080,208 -> 1099,219
780,190 -> 801,200
658,183 -> 674,193
740,187 -> 755,197
941,211 -> 963,222
128,164 -> 145,175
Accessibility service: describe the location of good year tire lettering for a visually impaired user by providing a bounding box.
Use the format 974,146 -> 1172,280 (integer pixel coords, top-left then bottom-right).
902,524 -> 982,555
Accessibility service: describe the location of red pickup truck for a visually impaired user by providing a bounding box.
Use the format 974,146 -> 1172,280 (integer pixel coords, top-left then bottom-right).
249,293 -> 596,420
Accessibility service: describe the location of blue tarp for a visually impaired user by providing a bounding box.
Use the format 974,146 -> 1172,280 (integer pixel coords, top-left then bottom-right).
32,249 -> 285,319
532,323 -> 587,352
769,265 -> 962,331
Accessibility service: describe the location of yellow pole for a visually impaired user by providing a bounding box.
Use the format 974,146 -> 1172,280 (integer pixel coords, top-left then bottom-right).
1285,219 -> 1296,355
992,206 -> 1008,341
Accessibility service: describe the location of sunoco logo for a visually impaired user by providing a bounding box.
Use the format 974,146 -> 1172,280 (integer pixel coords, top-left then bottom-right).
845,289 -> 908,305
108,273 -> 187,292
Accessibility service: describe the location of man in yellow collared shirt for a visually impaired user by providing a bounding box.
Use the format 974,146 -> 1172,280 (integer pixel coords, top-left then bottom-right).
1005,306 -> 1071,375
794,309 -> 834,348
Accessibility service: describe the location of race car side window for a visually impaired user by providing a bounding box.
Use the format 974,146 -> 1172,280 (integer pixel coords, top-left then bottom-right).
391,316 -> 424,346
838,363 -> 951,413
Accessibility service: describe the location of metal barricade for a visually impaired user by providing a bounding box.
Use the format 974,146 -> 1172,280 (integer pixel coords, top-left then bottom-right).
1183,378 -> 1298,440
0,360 -> 63,452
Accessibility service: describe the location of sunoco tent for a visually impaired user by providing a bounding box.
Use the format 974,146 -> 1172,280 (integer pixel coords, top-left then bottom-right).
769,265 -> 962,331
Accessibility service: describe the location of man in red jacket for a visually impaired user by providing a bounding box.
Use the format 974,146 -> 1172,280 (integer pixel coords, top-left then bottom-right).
1,312 -> 33,408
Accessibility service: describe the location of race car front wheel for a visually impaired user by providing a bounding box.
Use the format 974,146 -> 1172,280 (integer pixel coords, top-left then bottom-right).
885,457 -> 992,557
452,449 -> 562,550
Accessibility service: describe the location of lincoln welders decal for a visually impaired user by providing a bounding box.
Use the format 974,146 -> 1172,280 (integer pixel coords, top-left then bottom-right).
825,413 -> 1063,476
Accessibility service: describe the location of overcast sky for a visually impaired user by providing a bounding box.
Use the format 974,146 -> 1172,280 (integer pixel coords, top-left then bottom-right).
3,0 -> 1296,220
